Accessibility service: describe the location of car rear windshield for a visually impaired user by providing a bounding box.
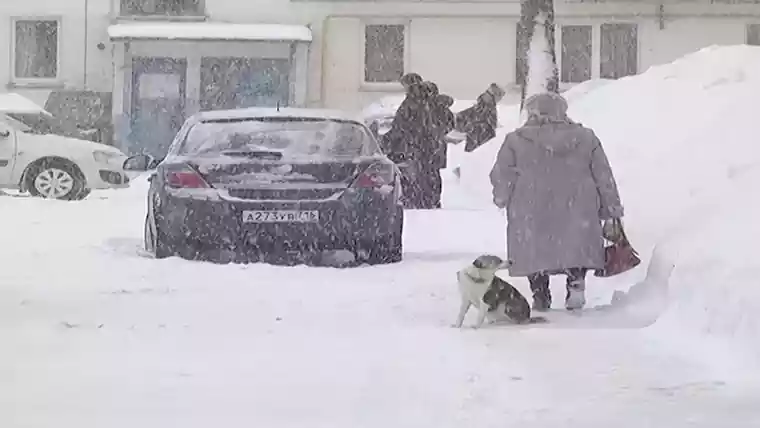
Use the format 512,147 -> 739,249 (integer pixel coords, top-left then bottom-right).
179,117 -> 380,158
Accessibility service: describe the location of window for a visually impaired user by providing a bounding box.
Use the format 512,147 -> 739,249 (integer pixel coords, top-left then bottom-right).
600,23 -> 638,79
747,24 -> 760,46
180,119 -> 378,157
364,24 -> 405,84
120,0 -> 203,16
14,20 -> 59,81
200,57 -> 290,111
560,25 -> 592,83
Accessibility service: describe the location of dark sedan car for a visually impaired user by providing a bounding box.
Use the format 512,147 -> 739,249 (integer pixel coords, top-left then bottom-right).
123,108 -> 405,264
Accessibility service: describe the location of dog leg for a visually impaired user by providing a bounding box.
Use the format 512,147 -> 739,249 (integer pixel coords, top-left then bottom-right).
452,300 -> 471,328
473,304 -> 489,329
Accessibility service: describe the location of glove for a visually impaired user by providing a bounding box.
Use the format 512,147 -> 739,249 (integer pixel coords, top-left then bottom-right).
602,218 -> 624,242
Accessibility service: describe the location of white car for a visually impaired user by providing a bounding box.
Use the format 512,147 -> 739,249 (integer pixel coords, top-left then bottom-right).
0,93 -> 129,200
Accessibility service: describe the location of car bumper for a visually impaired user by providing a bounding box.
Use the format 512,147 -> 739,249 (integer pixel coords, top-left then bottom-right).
158,188 -> 401,252
81,164 -> 130,189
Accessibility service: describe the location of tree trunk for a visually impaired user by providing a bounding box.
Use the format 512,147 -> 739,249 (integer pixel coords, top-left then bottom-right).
518,0 -> 559,113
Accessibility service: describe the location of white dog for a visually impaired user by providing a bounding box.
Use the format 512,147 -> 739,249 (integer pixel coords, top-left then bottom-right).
453,254 -> 546,329
453,255 -> 512,329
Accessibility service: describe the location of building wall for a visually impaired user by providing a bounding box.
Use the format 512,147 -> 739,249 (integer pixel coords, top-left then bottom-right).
0,0 -> 112,107
320,8 -> 760,112
3,0 -> 760,112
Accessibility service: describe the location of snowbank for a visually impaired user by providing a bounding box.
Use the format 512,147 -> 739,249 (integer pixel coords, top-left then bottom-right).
449,45 -> 760,377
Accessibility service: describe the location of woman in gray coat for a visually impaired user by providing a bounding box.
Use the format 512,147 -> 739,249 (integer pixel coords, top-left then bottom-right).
489,92 -> 624,311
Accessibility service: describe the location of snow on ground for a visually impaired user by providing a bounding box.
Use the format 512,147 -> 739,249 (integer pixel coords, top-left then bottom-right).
3,179 -> 758,428
4,45 -> 760,427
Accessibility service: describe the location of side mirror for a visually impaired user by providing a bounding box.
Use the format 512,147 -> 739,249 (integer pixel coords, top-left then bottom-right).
368,121 -> 380,139
123,154 -> 155,172
369,120 -> 380,140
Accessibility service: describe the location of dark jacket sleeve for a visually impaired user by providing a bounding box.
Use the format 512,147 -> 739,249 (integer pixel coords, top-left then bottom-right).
589,131 -> 624,219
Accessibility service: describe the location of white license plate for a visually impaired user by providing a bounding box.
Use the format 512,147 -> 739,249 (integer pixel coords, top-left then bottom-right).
242,210 -> 320,223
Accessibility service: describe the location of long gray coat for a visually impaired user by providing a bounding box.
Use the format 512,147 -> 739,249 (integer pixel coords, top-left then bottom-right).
490,115 -> 623,277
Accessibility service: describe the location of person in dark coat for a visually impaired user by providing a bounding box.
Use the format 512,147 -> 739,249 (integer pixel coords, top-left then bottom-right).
383,73 -> 427,207
384,73 -> 425,159
489,92 -> 624,312
407,81 -> 450,209
416,93 -> 455,208
456,83 -> 506,152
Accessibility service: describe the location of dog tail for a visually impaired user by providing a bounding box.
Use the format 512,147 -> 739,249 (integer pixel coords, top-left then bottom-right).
528,316 -> 549,324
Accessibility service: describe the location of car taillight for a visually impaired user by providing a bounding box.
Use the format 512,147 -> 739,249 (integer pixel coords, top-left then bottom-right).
165,167 -> 209,189
352,163 -> 395,189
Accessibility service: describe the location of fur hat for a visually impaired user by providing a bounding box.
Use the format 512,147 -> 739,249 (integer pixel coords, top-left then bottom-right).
421,81 -> 439,97
400,73 -> 423,86
486,83 -> 506,102
524,92 -> 568,121
436,94 -> 454,107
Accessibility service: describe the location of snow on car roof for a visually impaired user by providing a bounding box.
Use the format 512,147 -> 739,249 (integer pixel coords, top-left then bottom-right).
0,93 -> 52,116
193,107 -> 365,124
107,22 -> 312,42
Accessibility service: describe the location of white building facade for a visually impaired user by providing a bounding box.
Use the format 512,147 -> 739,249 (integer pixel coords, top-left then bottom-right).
1,0 -> 759,155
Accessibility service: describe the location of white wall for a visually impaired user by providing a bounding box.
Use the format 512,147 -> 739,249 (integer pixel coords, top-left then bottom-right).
0,0 -> 112,106
4,0 -> 759,112
316,2 -> 760,112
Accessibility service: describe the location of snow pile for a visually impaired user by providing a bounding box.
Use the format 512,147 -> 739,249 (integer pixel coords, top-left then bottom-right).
450,45 -> 760,377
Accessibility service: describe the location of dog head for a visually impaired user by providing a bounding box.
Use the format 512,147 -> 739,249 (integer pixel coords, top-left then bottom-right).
466,255 -> 511,281
473,255 -> 510,271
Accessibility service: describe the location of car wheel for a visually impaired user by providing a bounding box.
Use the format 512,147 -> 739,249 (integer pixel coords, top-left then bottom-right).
72,188 -> 92,200
146,211 -> 176,259
26,159 -> 86,200
361,206 -> 404,265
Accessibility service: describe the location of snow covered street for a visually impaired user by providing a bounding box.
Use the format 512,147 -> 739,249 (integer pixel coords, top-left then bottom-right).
2,176 -> 760,428
5,45 -> 760,427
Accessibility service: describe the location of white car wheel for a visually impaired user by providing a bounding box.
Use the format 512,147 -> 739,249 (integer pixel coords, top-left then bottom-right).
34,167 -> 76,199
26,159 -> 87,201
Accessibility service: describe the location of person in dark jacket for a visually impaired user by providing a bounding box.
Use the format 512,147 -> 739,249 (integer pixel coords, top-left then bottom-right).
416,93 -> 455,208
383,73 -> 424,160
456,83 -> 506,152
383,73 -> 427,207
406,81 -> 448,209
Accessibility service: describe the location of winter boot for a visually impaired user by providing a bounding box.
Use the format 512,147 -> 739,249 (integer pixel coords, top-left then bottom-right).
565,276 -> 586,311
529,273 -> 551,312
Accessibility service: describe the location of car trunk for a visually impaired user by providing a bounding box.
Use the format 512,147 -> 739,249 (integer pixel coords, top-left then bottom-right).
188,154 -> 376,201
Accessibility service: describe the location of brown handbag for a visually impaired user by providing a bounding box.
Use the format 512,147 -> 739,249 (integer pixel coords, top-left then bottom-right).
594,219 -> 642,278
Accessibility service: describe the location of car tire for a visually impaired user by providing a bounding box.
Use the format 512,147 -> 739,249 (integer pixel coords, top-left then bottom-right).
26,159 -> 87,201
145,212 -> 176,259
360,206 -> 404,265
71,188 -> 92,201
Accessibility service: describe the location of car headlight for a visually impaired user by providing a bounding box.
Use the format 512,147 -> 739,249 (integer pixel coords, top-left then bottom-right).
93,150 -> 122,163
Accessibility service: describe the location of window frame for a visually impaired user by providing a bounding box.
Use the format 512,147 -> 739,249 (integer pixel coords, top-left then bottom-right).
599,22 -> 638,80
10,16 -> 63,87
359,19 -> 411,91
559,24 -> 593,84
747,23 -> 760,46
116,0 -> 206,19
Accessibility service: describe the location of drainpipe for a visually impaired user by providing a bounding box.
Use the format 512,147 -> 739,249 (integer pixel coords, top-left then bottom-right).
658,2 -> 665,30
83,0 -> 89,87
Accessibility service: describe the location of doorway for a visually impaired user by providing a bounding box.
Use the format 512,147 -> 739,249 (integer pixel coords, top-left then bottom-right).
130,57 -> 187,157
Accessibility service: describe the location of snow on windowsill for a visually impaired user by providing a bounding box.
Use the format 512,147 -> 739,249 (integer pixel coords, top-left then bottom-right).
6,80 -> 65,90
107,22 -> 313,42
